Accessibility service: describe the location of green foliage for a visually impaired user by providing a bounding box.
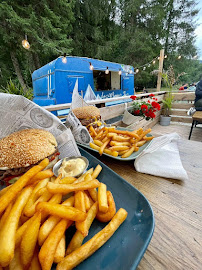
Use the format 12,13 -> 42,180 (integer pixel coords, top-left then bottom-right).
0,79 -> 33,100
161,70 -> 175,116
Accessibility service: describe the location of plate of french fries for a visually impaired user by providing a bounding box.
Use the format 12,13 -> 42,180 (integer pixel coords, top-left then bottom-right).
0,147 -> 154,270
79,126 -> 154,160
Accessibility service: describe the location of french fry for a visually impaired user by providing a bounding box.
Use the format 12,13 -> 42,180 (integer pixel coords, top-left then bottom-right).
98,183 -> 108,213
20,212 -> 41,269
110,141 -> 131,146
0,158 -> 49,215
38,196 -> 74,246
112,135 -> 130,142
74,191 -> 86,213
107,132 -> 117,138
143,135 -> 154,141
83,192 -> 91,211
137,128 -> 143,135
137,128 -> 152,141
84,173 -> 92,182
0,201 -> 13,229
88,188 -> 98,202
36,202 -> 87,222
66,202 -> 98,253
59,176 -> 77,184
47,179 -> 100,195
118,149 -> 128,156
91,165 -> 102,179
0,186 -> 33,267
96,191 -> 116,222
89,125 -> 97,137
8,248 -> 23,270
0,185 -> 12,197
54,235 -> 66,263
99,139 -> 110,155
94,129 -> 104,140
39,219 -> 72,270
57,208 -> 128,270
121,146 -> 135,158
41,193 -> 63,222
109,146 -> 129,151
102,136 -> 109,143
89,143 -> 118,157
136,140 -> 146,147
28,169 -> 54,185
29,246 -> 41,270
74,168 -> 94,183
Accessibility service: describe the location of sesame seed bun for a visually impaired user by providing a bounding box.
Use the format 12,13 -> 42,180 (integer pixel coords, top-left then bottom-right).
72,106 -> 100,119
0,129 -> 57,169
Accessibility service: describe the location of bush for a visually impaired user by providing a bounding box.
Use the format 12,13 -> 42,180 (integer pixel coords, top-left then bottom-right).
0,79 -> 33,100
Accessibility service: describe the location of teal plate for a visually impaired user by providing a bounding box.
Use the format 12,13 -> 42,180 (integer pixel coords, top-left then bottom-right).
77,131 -> 153,161
57,147 -> 154,270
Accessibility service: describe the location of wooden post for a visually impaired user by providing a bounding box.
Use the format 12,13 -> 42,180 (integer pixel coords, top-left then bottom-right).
156,49 -> 164,92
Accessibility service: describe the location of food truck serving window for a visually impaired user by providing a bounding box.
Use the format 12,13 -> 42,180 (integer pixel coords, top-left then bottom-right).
93,70 -> 121,91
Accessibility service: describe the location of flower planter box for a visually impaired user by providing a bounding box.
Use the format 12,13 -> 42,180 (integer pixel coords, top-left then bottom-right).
122,107 -> 144,125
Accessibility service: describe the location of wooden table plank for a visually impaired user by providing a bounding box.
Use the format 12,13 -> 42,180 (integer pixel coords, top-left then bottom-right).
82,139 -> 202,270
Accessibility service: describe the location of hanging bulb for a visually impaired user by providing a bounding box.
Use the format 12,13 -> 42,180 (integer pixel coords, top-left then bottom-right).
118,69 -> 122,75
164,55 -> 167,59
22,35 -> 30,50
158,56 -> 160,60
177,55 -> 182,60
135,69 -> 139,73
62,53 -> 67,63
148,64 -> 151,67
143,66 -> 146,71
105,67 -> 109,74
89,62 -> 94,70
152,60 -> 156,64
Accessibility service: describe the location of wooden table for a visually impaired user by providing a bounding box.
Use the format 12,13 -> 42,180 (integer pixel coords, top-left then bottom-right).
84,139 -> 202,270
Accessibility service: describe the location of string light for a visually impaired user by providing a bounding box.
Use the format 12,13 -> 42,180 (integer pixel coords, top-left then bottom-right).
62,53 -> 67,63
158,56 -> 160,60
164,55 -> 167,59
118,69 -> 122,75
152,60 -> 156,64
22,35 -> 30,50
135,69 -> 139,73
105,67 -> 109,74
148,64 -> 151,67
89,62 -> 94,70
177,55 -> 182,60
143,67 -> 146,70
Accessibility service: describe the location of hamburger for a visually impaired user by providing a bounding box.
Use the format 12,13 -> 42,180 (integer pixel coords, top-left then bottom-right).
0,129 -> 59,185
72,106 -> 102,130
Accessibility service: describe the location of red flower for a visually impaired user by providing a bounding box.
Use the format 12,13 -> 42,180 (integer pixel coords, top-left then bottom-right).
155,98 -> 158,101
148,100 -> 150,103
149,93 -> 155,97
133,109 -> 140,115
145,112 -> 150,117
141,104 -> 148,112
153,97 -> 156,100
149,111 -> 156,118
152,101 -> 161,111
130,95 -> 137,100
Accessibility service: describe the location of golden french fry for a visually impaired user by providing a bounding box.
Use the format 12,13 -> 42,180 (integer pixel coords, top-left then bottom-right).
89,125 -> 97,137
66,230 -> 84,255
110,141 -> 131,146
94,129 -> 104,140
84,173 -> 92,182
47,179 -> 100,195
88,187 -> 98,202
143,136 -> 154,141
109,146 -> 129,151
137,128 -> 152,141
96,191 -> 116,222
20,212 -> 41,269
93,140 -> 103,146
118,149 -> 129,156
129,138 -> 136,144
89,143 -> 118,157
98,183 -> 108,213
102,136 -> 109,143
112,135 -> 130,142
28,169 -> 54,185
60,176 -> 77,184
41,193 -> 62,222
121,146 -> 135,158
15,215 -> 36,248
136,140 -> 146,147
99,139 -> 110,155
137,128 -> 143,135
57,208 -> 128,270
0,185 -> 12,197
39,219 -> 72,270
83,192 -> 91,211
9,248 -> 23,270
0,201 -> 13,229
107,132 -> 117,138
29,246 -> 41,270
74,191 -> 86,213
0,186 -> 33,267
91,165 -> 102,179
54,235 -> 66,263
75,168 -> 94,184
36,202 -> 87,222
0,158 -> 49,216
38,196 -> 74,246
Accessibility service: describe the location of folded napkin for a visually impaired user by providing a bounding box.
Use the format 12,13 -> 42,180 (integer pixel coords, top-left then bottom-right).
134,133 -> 188,181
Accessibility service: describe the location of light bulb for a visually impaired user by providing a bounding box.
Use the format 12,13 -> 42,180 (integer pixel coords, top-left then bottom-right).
89,62 -> 94,70
22,39 -> 30,50
118,69 -> 122,75
135,69 -> 139,73
143,67 -> 146,70
178,55 -> 182,59
105,67 -> 109,74
158,56 -> 160,60
148,64 -> 151,67
164,55 -> 167,59
62,53 -> 67,63
152,60 -> 156,64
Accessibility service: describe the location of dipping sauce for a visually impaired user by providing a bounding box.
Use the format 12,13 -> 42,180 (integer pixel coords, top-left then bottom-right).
58,158 -> 86,178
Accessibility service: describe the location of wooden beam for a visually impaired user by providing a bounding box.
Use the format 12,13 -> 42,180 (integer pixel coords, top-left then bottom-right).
171,116 -> 192,123
171,110 -> 188,117
172,103 -> 193,109
156,49 -> 164,92
172,92 -> 195,101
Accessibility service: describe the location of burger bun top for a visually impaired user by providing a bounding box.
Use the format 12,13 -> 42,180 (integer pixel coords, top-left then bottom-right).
72,106 -> 100,119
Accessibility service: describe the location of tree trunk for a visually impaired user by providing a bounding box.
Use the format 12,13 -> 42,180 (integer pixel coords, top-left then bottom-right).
165,0 -> 174,53
10,51 -> 28,93
33,53 -> 41,69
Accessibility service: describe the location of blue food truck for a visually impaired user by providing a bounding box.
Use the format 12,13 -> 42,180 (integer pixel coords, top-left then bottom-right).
32,56 -> 135,106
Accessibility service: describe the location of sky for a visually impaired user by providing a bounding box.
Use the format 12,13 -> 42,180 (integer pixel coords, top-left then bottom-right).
195,1 -> 202,59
